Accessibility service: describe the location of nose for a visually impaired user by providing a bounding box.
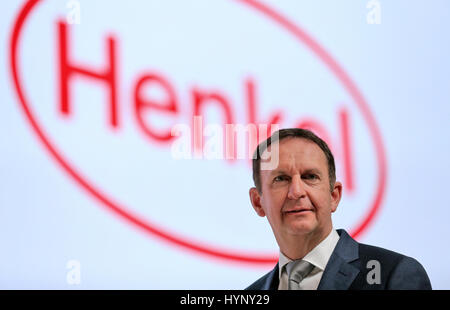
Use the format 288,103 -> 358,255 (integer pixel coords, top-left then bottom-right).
287,174 -> 306,200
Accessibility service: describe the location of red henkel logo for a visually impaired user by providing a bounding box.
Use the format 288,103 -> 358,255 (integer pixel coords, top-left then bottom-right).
10,0 -> 387,266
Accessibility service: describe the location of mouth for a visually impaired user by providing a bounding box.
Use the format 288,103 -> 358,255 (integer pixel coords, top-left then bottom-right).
284,209 -> 314,214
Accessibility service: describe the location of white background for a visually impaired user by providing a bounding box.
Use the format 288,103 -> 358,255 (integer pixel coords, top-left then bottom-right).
1,0 -> 449,289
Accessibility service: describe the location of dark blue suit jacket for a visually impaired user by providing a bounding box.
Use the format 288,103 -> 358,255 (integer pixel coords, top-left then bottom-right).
246,229 -> 431,290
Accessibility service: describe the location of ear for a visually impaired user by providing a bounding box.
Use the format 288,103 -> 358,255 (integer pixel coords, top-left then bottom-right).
330,181 -> 342,213
249,187 -> 266,217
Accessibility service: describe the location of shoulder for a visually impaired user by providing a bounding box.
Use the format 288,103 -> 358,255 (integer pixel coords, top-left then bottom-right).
245,273 -> 270,290
355,242 -> 432,289
358,242 -> 405,265
335,230 -> 431,289
245,264 -> 279,290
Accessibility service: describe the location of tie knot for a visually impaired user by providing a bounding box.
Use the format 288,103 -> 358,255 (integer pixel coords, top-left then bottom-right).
286,260 -> 315,289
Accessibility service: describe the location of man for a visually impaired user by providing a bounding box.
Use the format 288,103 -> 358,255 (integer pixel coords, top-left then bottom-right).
246,128 -> 431,290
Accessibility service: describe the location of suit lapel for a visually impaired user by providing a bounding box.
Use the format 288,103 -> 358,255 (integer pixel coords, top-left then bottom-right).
317,229 -> 360,290
262,264 -> 279,290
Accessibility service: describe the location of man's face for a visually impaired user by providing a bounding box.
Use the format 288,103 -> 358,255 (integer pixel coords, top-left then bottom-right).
250,137 -> 342,242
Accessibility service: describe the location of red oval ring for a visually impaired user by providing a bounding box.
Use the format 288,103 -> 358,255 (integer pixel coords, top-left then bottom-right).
10,0 -> 387,266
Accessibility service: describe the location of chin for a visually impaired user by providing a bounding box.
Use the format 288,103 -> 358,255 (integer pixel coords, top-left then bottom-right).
287,222 -> 317,236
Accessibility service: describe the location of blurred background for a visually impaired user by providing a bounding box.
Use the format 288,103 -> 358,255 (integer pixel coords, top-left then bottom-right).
1,0 -> 449,289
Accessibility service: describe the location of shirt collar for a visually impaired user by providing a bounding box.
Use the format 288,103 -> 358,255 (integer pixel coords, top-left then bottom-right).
278,228 -> 340,278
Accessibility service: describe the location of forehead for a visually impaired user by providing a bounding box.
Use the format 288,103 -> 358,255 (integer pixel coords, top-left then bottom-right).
261,137 -> 328,172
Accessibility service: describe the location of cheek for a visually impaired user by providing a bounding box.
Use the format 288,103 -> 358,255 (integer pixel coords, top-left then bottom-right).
309,189 -> 332,212
263,191 -> 286,216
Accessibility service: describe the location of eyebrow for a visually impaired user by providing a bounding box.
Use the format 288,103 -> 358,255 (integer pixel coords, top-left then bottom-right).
270,168 -> 323,176
270,169 -> 287,176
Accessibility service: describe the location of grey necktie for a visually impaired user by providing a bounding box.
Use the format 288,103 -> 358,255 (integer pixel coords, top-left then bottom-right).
286,260 -> 315,290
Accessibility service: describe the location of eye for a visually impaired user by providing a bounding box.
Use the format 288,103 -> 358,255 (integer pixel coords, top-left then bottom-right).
302,174 -> 319,180
274,175 -> 289,182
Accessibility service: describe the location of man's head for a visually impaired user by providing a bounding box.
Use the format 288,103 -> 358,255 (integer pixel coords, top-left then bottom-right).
249,128 -> 342,247
252,128 -> 336,194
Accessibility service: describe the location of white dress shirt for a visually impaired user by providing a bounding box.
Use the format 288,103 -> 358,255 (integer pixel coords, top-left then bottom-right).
278,228 -> 340,290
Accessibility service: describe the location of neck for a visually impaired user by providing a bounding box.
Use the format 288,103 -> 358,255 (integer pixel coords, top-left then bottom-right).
278,226 -> 332,260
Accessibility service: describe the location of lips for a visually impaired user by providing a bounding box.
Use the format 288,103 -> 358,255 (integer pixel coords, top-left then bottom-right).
284,208 -> 314,214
